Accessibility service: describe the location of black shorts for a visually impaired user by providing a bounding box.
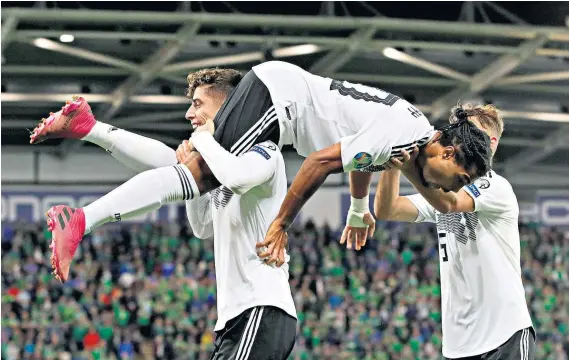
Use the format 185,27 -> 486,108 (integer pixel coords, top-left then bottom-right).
213,70 -> 280,156
210,306 -> 297,360
445,327 -> 536,360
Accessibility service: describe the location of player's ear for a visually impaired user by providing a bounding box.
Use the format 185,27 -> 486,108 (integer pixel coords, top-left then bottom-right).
442,146 -> 456,160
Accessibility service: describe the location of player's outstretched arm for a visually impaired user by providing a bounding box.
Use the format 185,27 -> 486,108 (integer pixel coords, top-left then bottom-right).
257,143 -> 343,267
186,195 -> 214,239
191,131 -> 277,195
275,143 -> 343,229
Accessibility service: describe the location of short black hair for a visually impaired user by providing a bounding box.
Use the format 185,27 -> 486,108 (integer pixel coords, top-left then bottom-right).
438,107 -> 492,178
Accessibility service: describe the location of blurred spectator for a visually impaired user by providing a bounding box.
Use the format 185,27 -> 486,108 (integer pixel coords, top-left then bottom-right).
1,220 -> 568,359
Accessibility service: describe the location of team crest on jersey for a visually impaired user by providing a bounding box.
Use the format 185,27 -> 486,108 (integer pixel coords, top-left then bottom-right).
352,152 -> 372,169
478,178 -> 490,189
258,142 -> 277,151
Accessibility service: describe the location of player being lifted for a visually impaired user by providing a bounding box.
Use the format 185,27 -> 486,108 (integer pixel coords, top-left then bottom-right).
33,69 -> 298,359
373,104 -> 535,359
31,61 -> 492,282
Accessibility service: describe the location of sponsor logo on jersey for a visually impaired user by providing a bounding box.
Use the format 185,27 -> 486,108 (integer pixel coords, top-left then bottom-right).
466,184 -> 481,198
250,145 -> 271,160
352,152 -> 372,169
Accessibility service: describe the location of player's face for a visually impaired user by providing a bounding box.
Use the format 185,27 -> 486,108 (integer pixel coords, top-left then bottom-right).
420,147 -> 475,193
185,85 -> 223,130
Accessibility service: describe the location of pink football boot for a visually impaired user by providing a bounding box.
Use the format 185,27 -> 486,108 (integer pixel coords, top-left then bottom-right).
30,96 -> 96,144
46,205 -> 86,283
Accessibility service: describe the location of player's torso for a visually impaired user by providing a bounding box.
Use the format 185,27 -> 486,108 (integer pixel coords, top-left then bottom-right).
253,61 -> 433,158
434,207 -> 532,357
208,154 -> 296,330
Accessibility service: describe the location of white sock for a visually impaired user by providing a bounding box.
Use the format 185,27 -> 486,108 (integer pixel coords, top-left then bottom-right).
82,121 -> 178,173
83,165 -> 199,234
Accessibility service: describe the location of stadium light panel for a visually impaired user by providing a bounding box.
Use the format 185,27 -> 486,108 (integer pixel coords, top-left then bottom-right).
32,38 -> 58,50
59,34 -> 75,43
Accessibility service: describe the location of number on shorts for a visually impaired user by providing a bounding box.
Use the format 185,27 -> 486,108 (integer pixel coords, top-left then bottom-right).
330,79 -> 400,106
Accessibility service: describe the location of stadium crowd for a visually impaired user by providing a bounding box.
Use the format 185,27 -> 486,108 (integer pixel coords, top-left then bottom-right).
2,218 -> 568,360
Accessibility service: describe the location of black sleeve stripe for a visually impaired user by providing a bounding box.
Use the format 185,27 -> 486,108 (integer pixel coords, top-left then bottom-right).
391,136 -> 430,150
173,165 -> 190,200
179,165 -> 194,200
181,167 -> 194,200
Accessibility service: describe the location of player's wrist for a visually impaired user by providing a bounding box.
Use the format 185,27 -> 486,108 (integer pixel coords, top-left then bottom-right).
350,195 -> 369,214
273,217 -> 289,230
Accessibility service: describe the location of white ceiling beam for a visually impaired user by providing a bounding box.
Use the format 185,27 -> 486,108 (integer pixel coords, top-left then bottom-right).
15,30 -> 179,41
13,31 -> 569,58
504,127 -> 569,173
309,26 -> 377,75
469,35 -> 548,93
497,71 -> 569,85
24,38 -> 142,73
1,16 -> 19,52
500,110 -> 569,124
333,73 -> 458,87
499,137 -> 569,148
112,111 -> 185,126
3,66 -> 568,94
4,8 -> 569,41
475,2 -> 491,24
381,47 -> 471,82
494,84 -> 569,95
162,44 -> 324,73
483,2 -> 529,25
430,35 -> 548,120
1,65 -> 129,76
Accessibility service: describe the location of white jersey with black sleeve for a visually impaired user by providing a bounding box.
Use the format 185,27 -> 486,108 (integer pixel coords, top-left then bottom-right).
252,61 -> 435,172
406,171 -> 533,358
186,132 -> 297,331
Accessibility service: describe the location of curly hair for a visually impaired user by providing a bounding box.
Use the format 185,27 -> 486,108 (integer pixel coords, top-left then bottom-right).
186,68 -> 243,101
449,103 -> 504,138
438,105 -> 493,179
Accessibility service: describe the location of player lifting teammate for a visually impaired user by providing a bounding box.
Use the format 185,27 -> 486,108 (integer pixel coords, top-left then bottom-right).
32,69 -> 297,359
31,60 -> 492,282
373,104 -> 535,359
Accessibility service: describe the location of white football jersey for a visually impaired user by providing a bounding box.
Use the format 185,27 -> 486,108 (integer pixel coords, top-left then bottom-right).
186,134 -> 297,331
252,61 -> 435,172
407,171 -> 533,358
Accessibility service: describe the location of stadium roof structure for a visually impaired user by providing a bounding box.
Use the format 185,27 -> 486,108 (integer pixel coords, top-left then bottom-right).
1,1 -> 568,185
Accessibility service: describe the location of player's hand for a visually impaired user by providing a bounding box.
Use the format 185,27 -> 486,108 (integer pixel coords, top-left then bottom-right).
384,146 -> 419,172
193,119 -> 215,136
340,212 -> 376,250
256,220 -> 288,267
176,140 -> 194,164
